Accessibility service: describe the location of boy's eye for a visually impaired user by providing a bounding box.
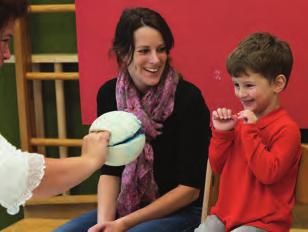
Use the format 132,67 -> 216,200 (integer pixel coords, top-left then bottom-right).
233,83 -> 239,88
245,84 -> 255,88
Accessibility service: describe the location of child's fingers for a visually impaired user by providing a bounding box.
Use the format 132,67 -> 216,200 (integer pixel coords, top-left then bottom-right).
237,110 -> 257,124
232,114 -> 239,121
212,110 -> 219,120
216,108 -> 232,119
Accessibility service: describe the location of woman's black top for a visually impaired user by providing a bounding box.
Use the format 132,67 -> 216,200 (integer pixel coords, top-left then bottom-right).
97,78 -> 211,207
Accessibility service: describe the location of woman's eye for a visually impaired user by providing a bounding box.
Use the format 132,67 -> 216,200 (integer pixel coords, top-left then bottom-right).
157,47 -> 166,53
137,49 -> 149,54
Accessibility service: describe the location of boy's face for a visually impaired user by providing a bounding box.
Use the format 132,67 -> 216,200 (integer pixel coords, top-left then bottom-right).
0,20 -> 14,68
232,72 -> 280,118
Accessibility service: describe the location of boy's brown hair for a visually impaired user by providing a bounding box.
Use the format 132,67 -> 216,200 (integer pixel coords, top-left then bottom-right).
227,32 -> 293,88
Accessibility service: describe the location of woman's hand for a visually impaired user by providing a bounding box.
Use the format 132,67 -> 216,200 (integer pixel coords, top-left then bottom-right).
88,223 -> 104,232
81,131 -> 110,170
88,220 -> 126,232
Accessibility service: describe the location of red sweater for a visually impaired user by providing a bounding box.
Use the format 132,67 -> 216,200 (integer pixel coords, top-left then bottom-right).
210,108 -> 301,232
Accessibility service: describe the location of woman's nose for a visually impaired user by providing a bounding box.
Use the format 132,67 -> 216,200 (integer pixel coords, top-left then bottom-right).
149,51 -> 159,64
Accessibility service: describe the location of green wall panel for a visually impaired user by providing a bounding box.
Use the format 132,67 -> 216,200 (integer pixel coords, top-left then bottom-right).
29,0 -> 76,54
0,65 -> 20,146
29,13 -> 77,54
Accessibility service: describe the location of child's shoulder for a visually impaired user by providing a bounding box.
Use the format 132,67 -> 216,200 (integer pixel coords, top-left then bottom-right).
235,107 -> 300,138
268,108 -> 301,142
276,108 -> 299,130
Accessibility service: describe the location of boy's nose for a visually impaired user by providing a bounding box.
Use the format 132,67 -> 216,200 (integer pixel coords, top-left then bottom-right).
237,88 -> 248,98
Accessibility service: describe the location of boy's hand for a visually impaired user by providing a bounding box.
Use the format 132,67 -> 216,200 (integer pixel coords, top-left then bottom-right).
238,110 -> 258,124
81,131 -> 110,170
212,108 -> 238,131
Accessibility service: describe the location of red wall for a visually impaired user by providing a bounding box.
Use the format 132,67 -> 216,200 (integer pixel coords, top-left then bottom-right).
76,0 -> 308,128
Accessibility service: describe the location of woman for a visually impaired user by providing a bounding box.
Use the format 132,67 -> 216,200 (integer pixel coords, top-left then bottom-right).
0,0 -> 110,215
55,7 -> 210,232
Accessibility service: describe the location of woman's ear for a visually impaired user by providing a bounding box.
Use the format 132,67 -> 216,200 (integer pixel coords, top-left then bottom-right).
273,74 -> 287,93
120,55 -> 130,70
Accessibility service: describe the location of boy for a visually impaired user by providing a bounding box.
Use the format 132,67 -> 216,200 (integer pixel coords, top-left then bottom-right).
196,32 -> 301,232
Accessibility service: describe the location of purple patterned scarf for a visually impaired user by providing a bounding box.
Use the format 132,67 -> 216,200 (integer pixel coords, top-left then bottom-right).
116,67 -> 179,217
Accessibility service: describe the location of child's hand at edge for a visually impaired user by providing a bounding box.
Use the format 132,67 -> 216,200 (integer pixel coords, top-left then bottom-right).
237,110 -> 258,124
212,108 -> 238,131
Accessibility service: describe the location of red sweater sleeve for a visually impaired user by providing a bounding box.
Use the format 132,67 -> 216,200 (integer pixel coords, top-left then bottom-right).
209,127 -> 234,174
241,122 -> 301,185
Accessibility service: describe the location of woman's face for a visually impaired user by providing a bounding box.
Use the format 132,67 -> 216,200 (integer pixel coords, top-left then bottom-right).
0,20 -> 14,68
127,26 -> 168,93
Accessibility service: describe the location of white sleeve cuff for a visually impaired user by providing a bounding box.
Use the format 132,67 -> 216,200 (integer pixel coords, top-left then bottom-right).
0,135 -> 45,215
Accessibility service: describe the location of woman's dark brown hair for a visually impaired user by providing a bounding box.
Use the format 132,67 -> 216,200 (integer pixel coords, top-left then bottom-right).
0,0 -> 28,30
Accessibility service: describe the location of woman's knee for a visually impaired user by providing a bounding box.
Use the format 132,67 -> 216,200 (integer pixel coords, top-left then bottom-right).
52,210 -> 97,232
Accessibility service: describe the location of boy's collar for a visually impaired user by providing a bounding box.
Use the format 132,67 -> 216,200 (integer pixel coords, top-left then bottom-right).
256,107 -> 286,129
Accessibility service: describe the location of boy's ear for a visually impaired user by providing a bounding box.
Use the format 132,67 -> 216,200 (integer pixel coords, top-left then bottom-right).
273,74 -> 287,93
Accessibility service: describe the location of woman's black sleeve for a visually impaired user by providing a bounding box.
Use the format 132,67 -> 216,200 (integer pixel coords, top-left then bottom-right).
96,79 -> 125,176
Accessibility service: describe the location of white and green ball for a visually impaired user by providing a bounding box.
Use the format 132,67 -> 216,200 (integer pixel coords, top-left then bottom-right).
89,111 -> 145,166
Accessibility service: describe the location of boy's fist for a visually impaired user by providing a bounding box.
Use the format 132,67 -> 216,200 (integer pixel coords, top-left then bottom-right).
237,110 -> 258,124
212,108 -> 237,131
